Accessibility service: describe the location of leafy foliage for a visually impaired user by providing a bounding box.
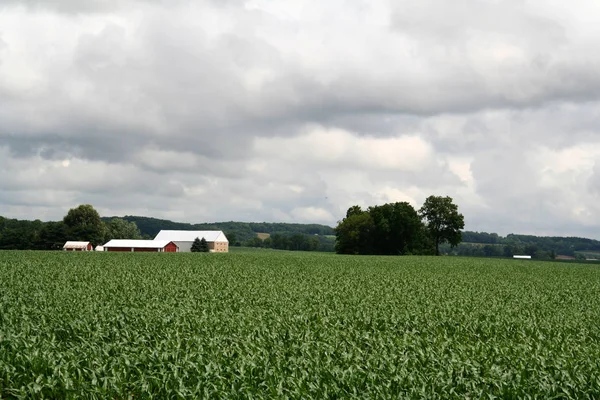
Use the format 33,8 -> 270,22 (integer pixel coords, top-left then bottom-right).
419,195 -> 465,255
334,207 -> 375,254
63,204 -> 106,246
0,207 -> 142,250
2,251 -> 600,398
244,233 -> 335,252
104,218 -> 141,241
0,217 -> 46,250
335,202 -> 435,255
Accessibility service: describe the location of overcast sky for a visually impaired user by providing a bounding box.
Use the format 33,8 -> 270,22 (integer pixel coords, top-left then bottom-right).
1,0 -> 600,237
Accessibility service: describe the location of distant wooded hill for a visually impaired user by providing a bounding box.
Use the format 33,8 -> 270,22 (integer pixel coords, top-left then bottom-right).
102,216 -> 336,246
445,231 -> 600,259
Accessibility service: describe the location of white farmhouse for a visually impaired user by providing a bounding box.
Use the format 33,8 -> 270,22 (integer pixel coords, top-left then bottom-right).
153,230 -> 229,253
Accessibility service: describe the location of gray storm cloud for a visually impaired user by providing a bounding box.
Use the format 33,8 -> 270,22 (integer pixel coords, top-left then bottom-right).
1,0 -> 600,236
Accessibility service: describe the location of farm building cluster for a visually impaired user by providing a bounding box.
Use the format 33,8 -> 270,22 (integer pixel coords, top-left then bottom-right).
63,230 -> 229,253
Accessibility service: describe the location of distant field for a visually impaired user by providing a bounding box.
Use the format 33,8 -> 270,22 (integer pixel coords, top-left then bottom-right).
255,232 -> 271,240
1,252 -> 600,398
575,250 -> 600,258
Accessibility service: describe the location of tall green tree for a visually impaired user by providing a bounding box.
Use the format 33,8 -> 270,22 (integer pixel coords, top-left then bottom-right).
335,203 -> 435,255
63,204 -> 106,246
335,206 -> 375,255
37,221 -> 68,250
345,205 -> 364,218
368,202 -> 427,255
105,218 -> 141,241
419,196 -> 465,255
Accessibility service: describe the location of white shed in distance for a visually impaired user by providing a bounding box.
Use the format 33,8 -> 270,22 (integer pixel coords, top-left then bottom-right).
63,241 -> 93,251
153,230 -> 229,252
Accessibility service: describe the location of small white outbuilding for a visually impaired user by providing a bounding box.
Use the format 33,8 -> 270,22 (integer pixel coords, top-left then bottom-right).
63,241 -> 93,251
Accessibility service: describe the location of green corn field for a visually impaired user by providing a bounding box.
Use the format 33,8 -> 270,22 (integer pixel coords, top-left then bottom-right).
1,251 -> 600,398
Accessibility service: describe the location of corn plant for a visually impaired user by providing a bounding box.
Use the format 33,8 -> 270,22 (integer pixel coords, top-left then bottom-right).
1,251 -> 600,398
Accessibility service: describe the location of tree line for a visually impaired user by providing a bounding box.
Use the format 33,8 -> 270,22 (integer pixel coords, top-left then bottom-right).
4,202 -> 600,258
111,216 -> 335,243
242,233 -> 336,252
0,205 -> 141,250
448,232 -> 600,259
335,196 -> 465,255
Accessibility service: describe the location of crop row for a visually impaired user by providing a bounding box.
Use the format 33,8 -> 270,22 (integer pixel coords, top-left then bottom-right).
1,251 -> 600,398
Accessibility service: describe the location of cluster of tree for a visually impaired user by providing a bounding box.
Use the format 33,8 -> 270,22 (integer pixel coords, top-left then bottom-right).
462,231 -> 502,244
457,231 -> 600,258
108,216 -> 335,244
335,196 -> 465,255
191,237 -> 209,252
243,233 -> 336,252
0,205 -> 141,250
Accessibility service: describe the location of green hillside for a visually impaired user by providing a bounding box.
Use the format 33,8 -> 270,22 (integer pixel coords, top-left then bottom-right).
455,231 -> 600,258
103,216 -> 335,244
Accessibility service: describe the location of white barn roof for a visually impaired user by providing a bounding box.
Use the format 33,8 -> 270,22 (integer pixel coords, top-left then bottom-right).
103,239 -> 174,249
154,230 -> 228,243
63,241 -> 91,249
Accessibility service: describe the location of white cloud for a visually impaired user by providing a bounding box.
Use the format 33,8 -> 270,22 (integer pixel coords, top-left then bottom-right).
254,126 -> 434,171
134,148 -> 199,172
1,0 -> 600,238
291,207 -> 335,224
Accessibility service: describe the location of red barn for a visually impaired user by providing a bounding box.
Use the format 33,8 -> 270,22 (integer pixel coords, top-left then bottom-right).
63,241 -> 93,251
103,240 -> 178,253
